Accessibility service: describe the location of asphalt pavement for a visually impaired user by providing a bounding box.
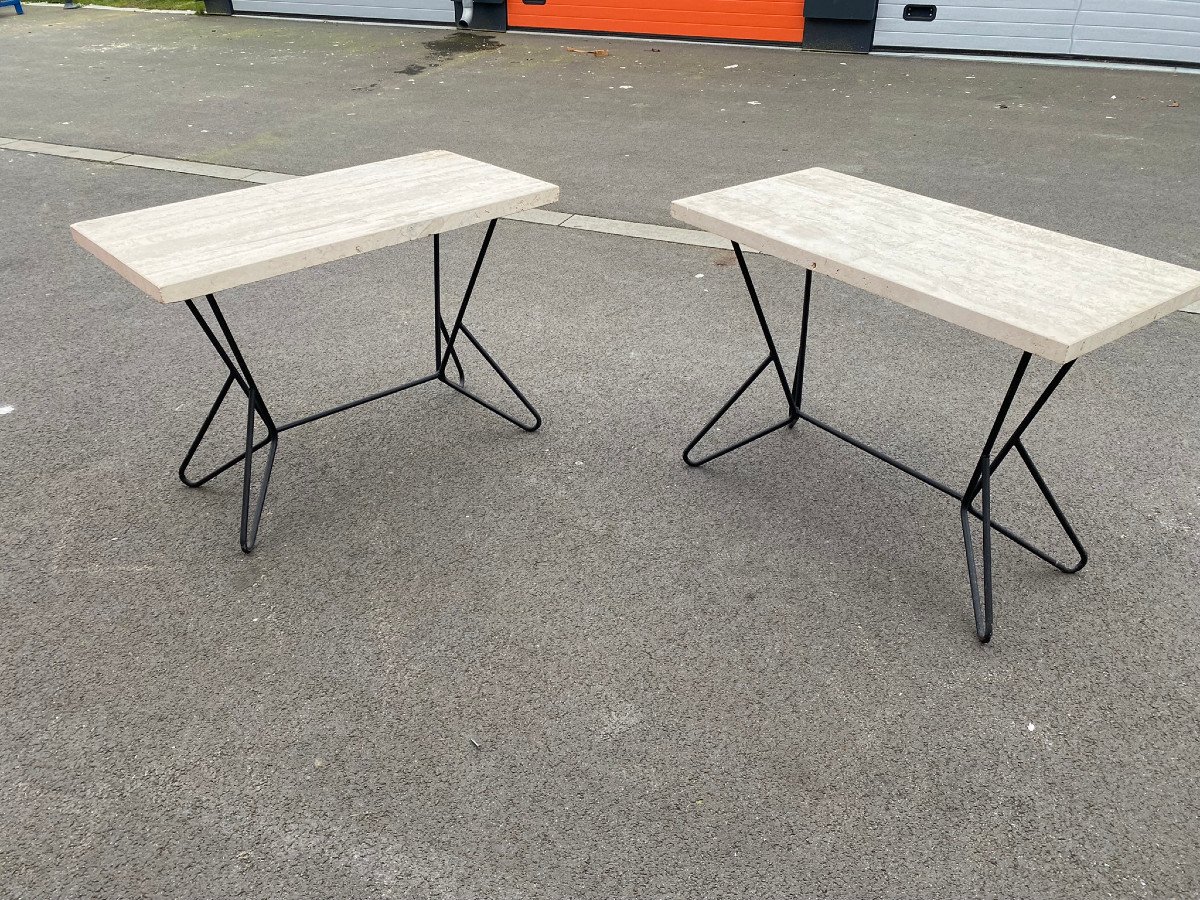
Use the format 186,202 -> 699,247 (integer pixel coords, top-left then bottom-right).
1,8 -> 1199,899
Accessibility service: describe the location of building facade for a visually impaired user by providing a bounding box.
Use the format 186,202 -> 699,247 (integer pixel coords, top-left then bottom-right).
228,0 -> 1200,66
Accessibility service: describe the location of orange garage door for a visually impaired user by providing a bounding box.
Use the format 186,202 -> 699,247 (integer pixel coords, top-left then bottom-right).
508,0 -> 805,44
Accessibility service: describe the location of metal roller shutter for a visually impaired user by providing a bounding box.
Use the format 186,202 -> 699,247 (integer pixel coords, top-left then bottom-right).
233,0 -> 455,23
873,1 -> 1078,54
507,0 -> 806,44
1072,0 -> 1200,64
873,0 -> 1200,64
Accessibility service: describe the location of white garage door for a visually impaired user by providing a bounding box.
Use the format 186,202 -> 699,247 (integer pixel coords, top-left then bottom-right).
233,0 -> 454,23
1072,0 -> 1200,64
874,0 -> 1200,64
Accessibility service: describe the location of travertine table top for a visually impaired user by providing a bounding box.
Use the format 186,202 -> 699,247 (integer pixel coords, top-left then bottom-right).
673,167 -> 1200,362
71,151 -> 559,304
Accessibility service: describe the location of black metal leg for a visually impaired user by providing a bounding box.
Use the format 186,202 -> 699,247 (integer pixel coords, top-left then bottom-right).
239,382 -> 278,553
438,219 -> 542,432
960,354 -> 1088,642
788,268 -> 813,427
684,262 -> 1089,641
181,295 -> 279,553
178,372 -> 236,488
683,243 -> 798,466
960,353 -> 1030,643
434,233 -> 464,383
962,359 -> 1088,577
177,221 -> 542,551
1011,438 -> 1089,574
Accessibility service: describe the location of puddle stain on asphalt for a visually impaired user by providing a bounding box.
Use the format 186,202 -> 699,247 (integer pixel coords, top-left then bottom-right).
393,31 -> 503,78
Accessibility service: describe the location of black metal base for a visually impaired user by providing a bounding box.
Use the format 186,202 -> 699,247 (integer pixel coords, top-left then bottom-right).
179,219 -> 541,552
684,244 -> 1088,642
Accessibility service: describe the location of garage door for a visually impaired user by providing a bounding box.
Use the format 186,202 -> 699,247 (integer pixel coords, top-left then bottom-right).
1072,0 -> 1200,64
508,0 -> 806,44
873,1 -> 1077,54
233,0 -> 454,23
874,0 -> 1200,64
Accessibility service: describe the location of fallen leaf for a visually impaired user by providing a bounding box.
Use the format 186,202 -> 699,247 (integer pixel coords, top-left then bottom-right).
566,47 -> 609,58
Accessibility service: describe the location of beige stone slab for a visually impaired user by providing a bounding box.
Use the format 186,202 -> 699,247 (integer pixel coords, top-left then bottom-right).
111,154 -> 260,181
560,214 -> 743,251
241,171 -> 298,184
504,207 -> 573,227
5,139 -> 128,163
71,151 -> 560,304
672,167 -> 1200,363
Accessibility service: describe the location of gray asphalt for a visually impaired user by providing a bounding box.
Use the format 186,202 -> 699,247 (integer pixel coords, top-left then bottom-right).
2,7 -> 1200,899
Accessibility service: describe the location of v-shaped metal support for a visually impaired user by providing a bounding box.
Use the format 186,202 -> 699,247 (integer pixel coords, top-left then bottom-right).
683,246 -> 803,467
178,219 -> 541,552
683,242 -> 1089,642
959,355 -> 1087,641
436,221 -> 541,432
